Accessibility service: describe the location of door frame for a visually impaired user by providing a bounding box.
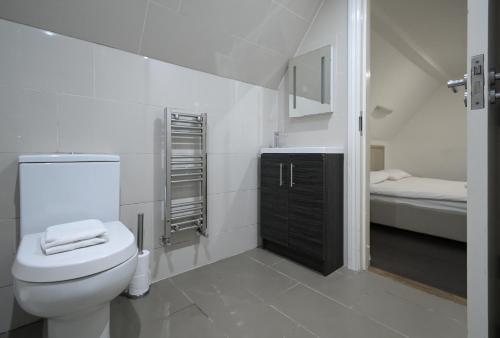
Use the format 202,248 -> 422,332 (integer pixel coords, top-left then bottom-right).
347,0 -> 369,271
348,0 -> 490,336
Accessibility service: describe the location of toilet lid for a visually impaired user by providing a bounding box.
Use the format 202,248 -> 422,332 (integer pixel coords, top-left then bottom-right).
12,221 -> 137,283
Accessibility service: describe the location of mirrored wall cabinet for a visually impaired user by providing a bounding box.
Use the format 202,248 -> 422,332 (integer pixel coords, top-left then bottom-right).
288,45 -> 333,117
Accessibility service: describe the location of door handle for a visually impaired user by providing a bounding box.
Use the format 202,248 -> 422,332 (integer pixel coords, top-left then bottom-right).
447,74 -> 467,93
279,163 -> 283,187
447,74 -> 468,107
290,163 -> 295,188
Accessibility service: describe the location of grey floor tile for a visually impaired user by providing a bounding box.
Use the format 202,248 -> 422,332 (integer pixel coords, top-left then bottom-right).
270,284 -> 406,338
173,253 -> 296,303
244,247 -> 285,266
381,279 -> 467,326
0,321 -> 43,338
352,289 -> 466,338
272,258 -> 374,307
112,304 -> 225,338
111,278 -> 192,324
210,301 -> 316,338
1,251 -> 468,338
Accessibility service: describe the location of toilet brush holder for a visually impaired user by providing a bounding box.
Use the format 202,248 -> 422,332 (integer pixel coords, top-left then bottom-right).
126,213 -> 151,299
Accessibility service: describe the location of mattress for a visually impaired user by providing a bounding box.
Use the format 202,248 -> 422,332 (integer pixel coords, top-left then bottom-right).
370,195 -> 466,213
371,176 -> 467,203
370,176 -> 467,242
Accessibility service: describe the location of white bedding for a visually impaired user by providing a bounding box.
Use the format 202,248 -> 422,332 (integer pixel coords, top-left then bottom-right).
370,176 -> 467,202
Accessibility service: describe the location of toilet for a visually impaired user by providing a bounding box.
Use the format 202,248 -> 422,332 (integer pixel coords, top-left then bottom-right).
11,154 -> 138,338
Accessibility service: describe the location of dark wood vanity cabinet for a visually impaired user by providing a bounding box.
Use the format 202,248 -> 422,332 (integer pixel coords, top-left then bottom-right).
260,153 -> 343,275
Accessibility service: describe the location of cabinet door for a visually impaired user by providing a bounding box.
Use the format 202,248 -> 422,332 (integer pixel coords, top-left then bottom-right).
260,154 -> 289,246
288,154 -> 325,260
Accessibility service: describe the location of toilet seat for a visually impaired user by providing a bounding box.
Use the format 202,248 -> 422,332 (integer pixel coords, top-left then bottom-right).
12,221 -> 137,283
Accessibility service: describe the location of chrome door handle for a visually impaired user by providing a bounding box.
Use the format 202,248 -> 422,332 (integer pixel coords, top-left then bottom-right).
290,163 -> 295,188
447,74 -> 468,93
279,163 -> 283,187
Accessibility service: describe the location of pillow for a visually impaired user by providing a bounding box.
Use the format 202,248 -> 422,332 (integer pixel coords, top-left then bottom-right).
370,171 -> 389,184
386,169 -> 411,181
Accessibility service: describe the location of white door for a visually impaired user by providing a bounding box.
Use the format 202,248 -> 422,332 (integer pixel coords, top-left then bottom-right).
463,0 -> 499,336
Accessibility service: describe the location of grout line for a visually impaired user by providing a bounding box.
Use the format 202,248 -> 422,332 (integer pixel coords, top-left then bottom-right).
137,1 -> 151,54
264,259 -> 354,310
361,313 -> 410,338
92,45 -> 96,98
270,0 -> 309,21
269,304 -> 320,338
168,278 -> 195,304
293,0 -> 325,57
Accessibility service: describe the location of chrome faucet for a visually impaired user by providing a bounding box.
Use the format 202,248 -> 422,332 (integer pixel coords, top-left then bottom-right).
273,131 -> 280,148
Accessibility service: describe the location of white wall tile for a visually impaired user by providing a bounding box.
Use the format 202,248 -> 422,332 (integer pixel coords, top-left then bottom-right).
120,154 -> 164,205
207,154 -> 258,195
151,224 -> 257,282
208,189 -> 258,234
141,3 -> 237,85
0,219 -> 17,288
179,0 -> 272,43
256,3 -> 309,56
0,0 -> 147,54
58,95 -> 163,154
95,45 -> 199,110
152,0 -> 181,11
0,286 -> 38,333
220,37 -> 288,89
195,72 -> 236,114
0,154 -> 19,220
0,86 -> 58,153
273,0 -> 323,21
0,19 -> 93,96
120,203 -> 158,252
0,19 -> 272,333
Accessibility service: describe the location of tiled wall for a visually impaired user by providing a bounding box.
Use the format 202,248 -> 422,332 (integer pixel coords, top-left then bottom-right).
0,19 -> 278,332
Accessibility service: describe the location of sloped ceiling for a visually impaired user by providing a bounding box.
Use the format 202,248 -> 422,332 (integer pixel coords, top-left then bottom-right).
369,0 -> 466,140
0,0 -> 323,89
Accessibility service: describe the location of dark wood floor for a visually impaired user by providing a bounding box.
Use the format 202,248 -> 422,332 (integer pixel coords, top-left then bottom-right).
370,223 -> 467,298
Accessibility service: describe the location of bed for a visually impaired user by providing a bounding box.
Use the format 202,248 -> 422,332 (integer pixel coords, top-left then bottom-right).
370,146 -> 467,243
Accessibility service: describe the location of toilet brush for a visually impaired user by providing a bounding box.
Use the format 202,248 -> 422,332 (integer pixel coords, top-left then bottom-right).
126,213 -> 151,298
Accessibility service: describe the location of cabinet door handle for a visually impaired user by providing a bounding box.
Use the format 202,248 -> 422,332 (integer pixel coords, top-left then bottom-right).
279,163 -> 283,186
290,163 -> 295,188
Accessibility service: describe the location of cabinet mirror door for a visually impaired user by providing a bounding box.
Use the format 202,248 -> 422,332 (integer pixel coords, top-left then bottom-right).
288,45 -> 332,117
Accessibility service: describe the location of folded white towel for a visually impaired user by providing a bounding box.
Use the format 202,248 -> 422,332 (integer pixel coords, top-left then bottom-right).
41,234 -> 108,255
44,219 -> 107,249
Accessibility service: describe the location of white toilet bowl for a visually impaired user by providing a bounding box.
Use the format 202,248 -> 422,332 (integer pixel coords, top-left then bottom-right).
12,221 -> 138,338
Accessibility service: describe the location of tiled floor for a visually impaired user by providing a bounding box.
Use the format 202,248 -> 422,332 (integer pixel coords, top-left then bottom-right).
2,248 -> 467,338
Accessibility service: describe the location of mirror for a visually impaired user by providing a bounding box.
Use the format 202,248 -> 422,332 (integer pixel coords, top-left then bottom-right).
288,45 -> 333,117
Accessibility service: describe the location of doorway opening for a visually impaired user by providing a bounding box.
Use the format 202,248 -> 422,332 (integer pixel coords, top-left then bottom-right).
367,0 -> 468,302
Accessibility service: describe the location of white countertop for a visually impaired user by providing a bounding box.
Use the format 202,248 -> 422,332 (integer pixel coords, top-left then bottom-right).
260,146 -> 344,154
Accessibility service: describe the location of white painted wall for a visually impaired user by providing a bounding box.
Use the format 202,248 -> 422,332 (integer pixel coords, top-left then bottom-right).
369,32 -> 440,140
389,86 -> 467,180
369,31 -> 466,181
0,19 -> 277,333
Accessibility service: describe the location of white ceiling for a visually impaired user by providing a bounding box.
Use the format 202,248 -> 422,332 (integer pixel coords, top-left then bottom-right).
0,0 -> 323,89
370,0 -> 467,141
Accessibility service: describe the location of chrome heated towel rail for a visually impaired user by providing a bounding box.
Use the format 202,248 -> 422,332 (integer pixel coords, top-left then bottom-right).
161,108 -> 207,246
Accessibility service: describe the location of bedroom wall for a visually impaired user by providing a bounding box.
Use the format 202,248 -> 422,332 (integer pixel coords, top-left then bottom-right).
0,19 -> 278,333
369,28 -> 466,181
388,86 -> 467,181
